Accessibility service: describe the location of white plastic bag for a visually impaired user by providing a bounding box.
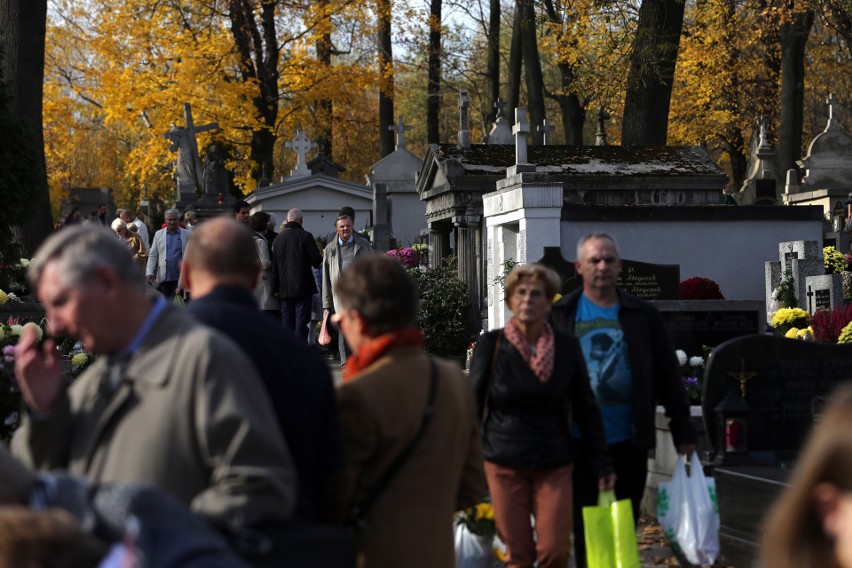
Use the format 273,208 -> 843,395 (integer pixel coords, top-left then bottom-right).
657,452 -> 720,566
454,523 -> 497,568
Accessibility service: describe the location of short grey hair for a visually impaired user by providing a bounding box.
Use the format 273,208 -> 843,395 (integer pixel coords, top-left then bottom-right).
267,213 -> 277,228
29,225 -> 143,289
576,232 -> 620,260
287,208 -> 303,223
164,208 -> 180,218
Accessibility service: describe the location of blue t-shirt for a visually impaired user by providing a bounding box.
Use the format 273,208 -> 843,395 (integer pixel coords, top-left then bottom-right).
574,294 -> 633,444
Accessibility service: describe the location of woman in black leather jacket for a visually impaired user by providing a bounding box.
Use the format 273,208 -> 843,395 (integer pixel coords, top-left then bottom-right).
469,264 -> 615,568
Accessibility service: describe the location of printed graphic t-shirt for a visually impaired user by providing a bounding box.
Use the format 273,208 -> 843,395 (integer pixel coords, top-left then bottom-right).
574,294 -> 634,444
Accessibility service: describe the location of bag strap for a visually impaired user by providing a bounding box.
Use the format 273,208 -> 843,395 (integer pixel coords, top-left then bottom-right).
481,331 -> 502,423
346,358 -> 439,529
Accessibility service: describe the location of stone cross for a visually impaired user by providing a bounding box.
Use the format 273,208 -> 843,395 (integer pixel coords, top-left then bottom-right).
286,129 -> 316,177
389,116 -> 411,151
494,98 -> 506,118
827,93 -> 839,131
537,119 -> 556,146
164,103 -> 220,197
595,107 -> 611,146
513,108 -> 530,165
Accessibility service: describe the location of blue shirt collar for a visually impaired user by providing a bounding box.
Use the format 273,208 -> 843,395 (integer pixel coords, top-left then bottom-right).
123,296 -> 168,356
338,235 -> 355,246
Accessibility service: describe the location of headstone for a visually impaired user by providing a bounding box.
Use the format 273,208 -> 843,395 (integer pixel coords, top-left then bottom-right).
765,240 -> 824,320
595,107 -> 610,146
458,90 -> 471,149
538,119 -> 556,146
389,116 -> 411,151
656,301 -> 765,357
202,144 -> 229,201
507,108 -> 534,178
804,274 -> 844,314
536,247 -> 680,300
286,129 -> 316,178
702,334 -> 852,464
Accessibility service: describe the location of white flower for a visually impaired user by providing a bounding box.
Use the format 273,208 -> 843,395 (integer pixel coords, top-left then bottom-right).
675,350 -> 687,366
9,325 -> 23,337
21,322 -> 43,341
689,356 -> 704,368
5,292 -> 19,303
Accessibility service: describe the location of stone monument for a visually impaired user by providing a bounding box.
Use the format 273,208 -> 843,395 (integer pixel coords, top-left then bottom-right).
164,103 -> 220,204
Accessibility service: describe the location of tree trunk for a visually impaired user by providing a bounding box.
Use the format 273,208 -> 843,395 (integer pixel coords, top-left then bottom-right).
0,0 -> 51,256
316,0 -> 334,158
229,0 -> 279,183
426,0 -> 441,144
378,0 -> 394,157
778,7 -> 813,178
621,0 -> 686,146
519,0 -> 545,144
506,5 -> 522,117
484,0 -> 500,127
542,0 -> 585,144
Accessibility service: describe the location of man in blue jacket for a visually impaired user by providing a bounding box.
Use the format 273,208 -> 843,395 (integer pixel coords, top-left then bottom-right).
549,232 -> 696,568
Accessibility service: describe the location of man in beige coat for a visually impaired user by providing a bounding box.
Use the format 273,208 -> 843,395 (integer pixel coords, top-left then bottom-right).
326,255 -> 486,567
12,224 -> 297,529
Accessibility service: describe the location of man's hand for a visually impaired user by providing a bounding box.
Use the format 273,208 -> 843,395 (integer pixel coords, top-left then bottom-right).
598,473 -> 617,491
15,327 -> 63,413
145,274 -> 155,285
677,443 -> 696,456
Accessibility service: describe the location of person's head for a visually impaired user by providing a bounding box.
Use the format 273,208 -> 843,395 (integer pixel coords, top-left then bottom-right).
249,211 -> 270,233
575,232 -> 622,296
97,204 -> 106,216
762,385 -> 852,568
333,255 -> 418,349
503,263 -> 560,326
115,208 -> 126,221
287,208 -> 303,225
164,208 -> 180,233
0,507 -> 108,568
233,200 -> 250,224
110,218 -> 128,238
182,217 -> 260,297
124,209 -> 137,222
184,210 -> 197,226
338,206 -> 355,223
28,225 -> 144,353
0,445 -> 35,504
267,213 -> 277,232
335,215 -> 354,242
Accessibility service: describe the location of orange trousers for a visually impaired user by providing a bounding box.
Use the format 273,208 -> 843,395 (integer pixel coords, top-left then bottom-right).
484,461 -> 574,568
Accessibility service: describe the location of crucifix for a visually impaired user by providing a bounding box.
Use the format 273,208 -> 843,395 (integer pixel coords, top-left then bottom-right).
513,108 -> 530,166
727,358 -> 757,399
389,116 -> 412,151
538,119 -> 556,146
164,103 -> 220,198
286,129 -> 317,177
806,285 -> 814,314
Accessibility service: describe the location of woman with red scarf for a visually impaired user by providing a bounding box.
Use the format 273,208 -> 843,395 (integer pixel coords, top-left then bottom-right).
469,264 -> 615,568
326,254 -> 486,568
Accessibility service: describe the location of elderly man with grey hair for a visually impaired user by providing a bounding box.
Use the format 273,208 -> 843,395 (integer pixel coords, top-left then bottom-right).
12,224 -> 297,532
270,208 -> 322,340
146,208 -> 190,300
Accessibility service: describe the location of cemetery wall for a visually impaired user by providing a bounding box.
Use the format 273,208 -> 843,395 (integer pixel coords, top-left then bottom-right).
560,205 -> 823,301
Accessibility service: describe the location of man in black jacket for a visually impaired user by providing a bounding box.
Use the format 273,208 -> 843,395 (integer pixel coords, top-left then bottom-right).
182,217 -> 343,522
549,232 -> 696,568
270,208 -> 323,340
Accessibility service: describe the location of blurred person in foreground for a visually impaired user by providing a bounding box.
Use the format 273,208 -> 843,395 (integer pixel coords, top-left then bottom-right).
549,232 -> 696,567
761,385 -> 852,568
326,254 -> 486,567
11,224 -> 297,530
470,263 -> 615,568
183,217 -> 343,522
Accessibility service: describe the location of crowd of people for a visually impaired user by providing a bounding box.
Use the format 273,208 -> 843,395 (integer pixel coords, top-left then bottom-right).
9,208 -> 831,568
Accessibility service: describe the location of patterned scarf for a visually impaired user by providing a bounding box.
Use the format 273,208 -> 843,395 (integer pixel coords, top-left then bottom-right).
342,328 -> 425,382
503,317 -> 555,383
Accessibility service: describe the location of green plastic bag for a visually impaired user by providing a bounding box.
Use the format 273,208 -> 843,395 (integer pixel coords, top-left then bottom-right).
582,490 -> 640,568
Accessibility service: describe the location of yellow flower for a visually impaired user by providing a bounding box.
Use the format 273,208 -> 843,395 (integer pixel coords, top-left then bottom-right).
771,307 -> 808,327
71,353 -> 89,366
785,327 -> 800,339
0,290 -> 6,305
552,293 -> 562,303
797,327 -> 814,341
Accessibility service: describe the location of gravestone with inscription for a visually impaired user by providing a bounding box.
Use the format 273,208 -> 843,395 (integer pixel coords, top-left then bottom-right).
804,273 -> 844,314
655,300 -> 765,357
703,334 -> 852,463
765,240 -> 824,321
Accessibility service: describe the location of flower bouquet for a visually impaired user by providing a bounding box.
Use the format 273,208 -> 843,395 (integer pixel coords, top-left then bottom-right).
770,307 -> 810,337
455,503 -> 501,568
386,247 -> 420,268
679,277 -> 724,300
676,350 -> 704,405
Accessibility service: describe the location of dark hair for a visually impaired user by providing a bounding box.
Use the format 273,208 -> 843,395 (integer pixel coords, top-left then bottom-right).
334,255 -> 418,335
761,385 -> 852,568
338,206 -> 355,221
249,211 -> 270,232
233,200 -> 250,214
184,218 -> 259,279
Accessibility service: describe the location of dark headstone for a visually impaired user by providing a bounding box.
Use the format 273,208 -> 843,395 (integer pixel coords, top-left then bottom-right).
815,288 -> 831,311
537,247 -> 680,300
656,301 -> 763,357
702,334 -> 852,463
